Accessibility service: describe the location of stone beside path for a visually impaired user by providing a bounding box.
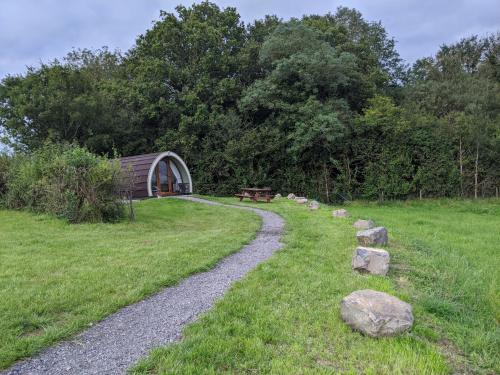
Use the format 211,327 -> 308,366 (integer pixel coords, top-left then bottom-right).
3,197 -> 285,375
352,246 -> 390,275
308,200 -> 320,210
340,290 -> 414,337
285,194 -> 318,208
336,212 -> 413,337
356,226 -> 388,246
333,209 -> 349,217
279,202 -> 413,338
353,219 -> 374,229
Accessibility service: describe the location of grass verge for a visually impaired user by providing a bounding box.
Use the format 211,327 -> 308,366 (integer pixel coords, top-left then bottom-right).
132,197 -> 499,374
0,197 -> 260,369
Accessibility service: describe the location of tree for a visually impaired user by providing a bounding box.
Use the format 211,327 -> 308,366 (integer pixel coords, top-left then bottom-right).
0,3 -> 497,200
0,49 -> 136,154
405,34 -> 500,197
239,22 -> 366,200
351,96 -> 413,200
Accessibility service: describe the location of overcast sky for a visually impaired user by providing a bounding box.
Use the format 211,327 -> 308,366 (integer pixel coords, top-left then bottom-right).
0,0 -> 499,79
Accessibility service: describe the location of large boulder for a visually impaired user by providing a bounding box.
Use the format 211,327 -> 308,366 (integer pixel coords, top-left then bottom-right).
340,290 -> 413,337
353,219 -> 375,230
356,227 -> 388,246
287,193 -> 296,200
275,193 -> 282,199
352,247 -> 390,275
332,209 -> 349,217
309,200 -> 320,210
295,197 -> 308,204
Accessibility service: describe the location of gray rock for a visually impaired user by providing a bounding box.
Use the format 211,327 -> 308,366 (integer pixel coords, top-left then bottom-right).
340,289 -> 413,337
309,200 -> 320,210
287,193 -> 296,200
353,219 -> 375,230
332,209 -> 349,217
275,193 -> 282,199
295,197 -> 308,204
356,227 -> 388,246
352,246 -> 390,275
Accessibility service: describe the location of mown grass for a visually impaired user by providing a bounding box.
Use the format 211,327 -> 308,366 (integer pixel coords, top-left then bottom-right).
0,198 -> 260,369
133,197 -> 499,374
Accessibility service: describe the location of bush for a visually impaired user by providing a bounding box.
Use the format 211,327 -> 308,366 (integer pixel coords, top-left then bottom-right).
5,143 -> 125,223
0,153 -> 10,201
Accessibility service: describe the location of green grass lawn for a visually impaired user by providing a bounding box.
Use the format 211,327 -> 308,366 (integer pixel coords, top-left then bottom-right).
0,198 -> 260,369
133,197 -> 499,374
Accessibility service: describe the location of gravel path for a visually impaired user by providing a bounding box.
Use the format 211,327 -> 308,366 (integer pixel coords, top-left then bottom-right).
3,196 -> 284,375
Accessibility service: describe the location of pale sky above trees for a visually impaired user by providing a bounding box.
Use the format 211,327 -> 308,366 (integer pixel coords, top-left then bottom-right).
0,0 -> 498,78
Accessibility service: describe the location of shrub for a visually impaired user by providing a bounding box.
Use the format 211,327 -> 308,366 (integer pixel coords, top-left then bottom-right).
0,153 -> 10,202
5,143 -> 125,223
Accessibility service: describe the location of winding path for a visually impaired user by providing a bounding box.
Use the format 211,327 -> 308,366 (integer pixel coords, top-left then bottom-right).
3,197 -> 284,375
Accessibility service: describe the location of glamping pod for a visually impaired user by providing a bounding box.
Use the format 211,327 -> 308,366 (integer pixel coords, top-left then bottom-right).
120,151 -> 193,198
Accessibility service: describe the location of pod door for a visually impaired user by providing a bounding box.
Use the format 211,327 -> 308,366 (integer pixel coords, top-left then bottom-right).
151,158 -> 189,196
149,159 -> 170,196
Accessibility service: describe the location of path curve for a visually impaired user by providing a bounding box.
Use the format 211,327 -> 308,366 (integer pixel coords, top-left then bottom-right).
3,196 -> 284,375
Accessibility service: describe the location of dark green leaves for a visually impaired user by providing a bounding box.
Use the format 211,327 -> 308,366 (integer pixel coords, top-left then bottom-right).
0,4 -> 497,200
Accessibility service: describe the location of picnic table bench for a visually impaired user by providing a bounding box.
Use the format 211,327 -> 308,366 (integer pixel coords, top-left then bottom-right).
235,187 -> 274,203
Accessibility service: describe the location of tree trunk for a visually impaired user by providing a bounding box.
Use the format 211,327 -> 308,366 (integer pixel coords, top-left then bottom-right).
345,156 -> 352,195
128,193 -> 135,221
474,141 -> 479,199
323,162 -> 330,203
459,136 -> 464,197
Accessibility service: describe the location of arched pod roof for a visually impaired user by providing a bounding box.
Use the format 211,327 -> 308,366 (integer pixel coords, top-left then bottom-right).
120,151 -> 193,198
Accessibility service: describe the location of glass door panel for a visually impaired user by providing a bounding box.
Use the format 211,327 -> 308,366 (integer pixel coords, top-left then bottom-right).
169,160 -> 180,192
151,168 -> 158,195
158,160 -> 169,193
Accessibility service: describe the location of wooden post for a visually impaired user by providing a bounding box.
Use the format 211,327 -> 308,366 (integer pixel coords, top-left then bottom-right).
123,166 -> 136,221
474,141 -> 479,199
324,164 -> 330,203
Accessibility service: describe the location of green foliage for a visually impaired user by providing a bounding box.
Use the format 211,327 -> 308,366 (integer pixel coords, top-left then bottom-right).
405,34 -> 500,197
4,143 -> 124,223
0,153 -> 10,200
0,3 -> 498,200
0,49 -> 136,154
350,96 -> 412,200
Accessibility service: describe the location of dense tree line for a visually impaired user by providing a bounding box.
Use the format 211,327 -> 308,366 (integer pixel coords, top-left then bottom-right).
1,3 -> 498,201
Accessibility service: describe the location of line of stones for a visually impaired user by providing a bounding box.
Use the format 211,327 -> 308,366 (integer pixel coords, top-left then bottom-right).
333,209 -> 414,338
278,193 -> 414,338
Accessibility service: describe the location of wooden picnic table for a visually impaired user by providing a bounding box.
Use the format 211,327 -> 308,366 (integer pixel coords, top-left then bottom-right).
235,187 -> 274,203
